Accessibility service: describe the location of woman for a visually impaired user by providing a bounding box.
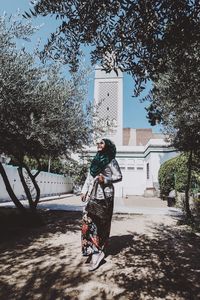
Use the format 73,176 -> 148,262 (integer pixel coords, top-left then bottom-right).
81,138 -> 122,271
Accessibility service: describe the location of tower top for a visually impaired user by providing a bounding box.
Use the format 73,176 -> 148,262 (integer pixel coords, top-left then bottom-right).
95,66 -> 123,79
94,67 -> 123,146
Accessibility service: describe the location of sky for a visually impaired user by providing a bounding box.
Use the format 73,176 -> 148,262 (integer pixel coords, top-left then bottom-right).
0,0 -> 161,131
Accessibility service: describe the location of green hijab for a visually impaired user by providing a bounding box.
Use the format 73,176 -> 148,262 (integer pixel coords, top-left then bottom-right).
90,138 -> 116,177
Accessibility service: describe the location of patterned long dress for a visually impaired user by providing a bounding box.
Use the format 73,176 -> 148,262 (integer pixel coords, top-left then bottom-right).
81,158 -> 122,256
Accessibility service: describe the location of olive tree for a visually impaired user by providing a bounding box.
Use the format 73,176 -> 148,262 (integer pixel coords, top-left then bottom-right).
25,0 -> 200,95
0,14 -> 92,212
146,40 -> 200,219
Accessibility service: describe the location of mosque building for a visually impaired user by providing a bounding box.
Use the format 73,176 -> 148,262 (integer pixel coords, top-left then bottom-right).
84,67 -> 178,197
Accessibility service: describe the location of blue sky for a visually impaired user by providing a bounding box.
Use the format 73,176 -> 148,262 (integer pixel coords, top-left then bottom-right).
0,0 -> 161,131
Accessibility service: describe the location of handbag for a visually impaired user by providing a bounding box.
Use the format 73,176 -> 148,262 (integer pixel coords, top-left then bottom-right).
85,180 -> 108,219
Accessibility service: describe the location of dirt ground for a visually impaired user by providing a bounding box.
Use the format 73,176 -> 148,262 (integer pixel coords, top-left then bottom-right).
0,209 -> 199,300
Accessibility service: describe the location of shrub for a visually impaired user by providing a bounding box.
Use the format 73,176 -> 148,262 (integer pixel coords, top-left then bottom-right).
159,153 -> 200,198
158,156 -> 177,198
174,154 -> 188,192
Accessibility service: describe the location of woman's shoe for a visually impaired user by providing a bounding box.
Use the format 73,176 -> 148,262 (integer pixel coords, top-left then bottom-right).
85,254 -> 92,264
89,251 -> 105,271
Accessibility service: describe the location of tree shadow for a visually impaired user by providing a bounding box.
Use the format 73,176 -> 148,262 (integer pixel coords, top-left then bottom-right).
0,208 -> 82,243
106,223 -> 200,299
0,209 -> 86,300
0,210 -> 199,299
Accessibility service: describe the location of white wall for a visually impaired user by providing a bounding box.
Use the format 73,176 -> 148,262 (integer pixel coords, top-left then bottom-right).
115,168 -> 146,197
0,164 -> 73,201
116,158 -> 146,197
115,146 -> 178,197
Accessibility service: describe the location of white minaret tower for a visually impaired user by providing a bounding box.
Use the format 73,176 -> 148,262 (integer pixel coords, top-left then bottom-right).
94,67 -> 123,146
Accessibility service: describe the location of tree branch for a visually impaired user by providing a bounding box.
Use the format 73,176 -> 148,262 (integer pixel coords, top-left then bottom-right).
17,166 -> 34,211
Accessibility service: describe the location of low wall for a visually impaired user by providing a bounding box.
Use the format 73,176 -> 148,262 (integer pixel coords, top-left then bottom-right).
0,164 -> 73,201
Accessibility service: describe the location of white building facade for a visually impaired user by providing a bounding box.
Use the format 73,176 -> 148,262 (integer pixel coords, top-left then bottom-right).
87,140 -> 177,197
85,67 -> 178,197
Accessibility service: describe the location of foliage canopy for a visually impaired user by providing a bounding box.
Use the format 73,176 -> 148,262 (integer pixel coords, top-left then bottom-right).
146,40 -> 200,154
26,0 -> 200,95
0,14 -> 91,161
0,13 -> 91,211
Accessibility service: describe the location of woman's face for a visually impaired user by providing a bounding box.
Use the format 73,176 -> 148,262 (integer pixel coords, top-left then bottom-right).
97,140 -> 105,151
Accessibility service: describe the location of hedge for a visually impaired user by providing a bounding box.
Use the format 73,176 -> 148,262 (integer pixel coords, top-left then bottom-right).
158,156 -> 177,197
158,153 -> 200,198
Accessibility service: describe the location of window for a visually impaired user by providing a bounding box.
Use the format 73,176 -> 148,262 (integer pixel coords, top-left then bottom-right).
147,163 -> 150,179
120,166 -> 126,170
127,167 -> 134,170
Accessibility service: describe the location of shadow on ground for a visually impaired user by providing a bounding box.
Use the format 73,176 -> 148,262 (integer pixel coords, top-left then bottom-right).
107,229 -> 200,299
0,209 -> 199,299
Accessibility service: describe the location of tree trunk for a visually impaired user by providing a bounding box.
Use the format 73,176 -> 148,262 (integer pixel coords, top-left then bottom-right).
0,162 -> 26,212
17,166 -> 35,211
32,175 -> 40,209
184,151 -> 193,220
22,164 -> 41,210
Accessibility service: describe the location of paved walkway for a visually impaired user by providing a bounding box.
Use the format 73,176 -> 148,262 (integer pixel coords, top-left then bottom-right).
0,193 -> 182,216
113,195 -> 182,216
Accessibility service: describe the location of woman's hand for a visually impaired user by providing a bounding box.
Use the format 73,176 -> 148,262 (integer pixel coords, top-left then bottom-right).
98,174 -> 105,184
81,193 -> 87,202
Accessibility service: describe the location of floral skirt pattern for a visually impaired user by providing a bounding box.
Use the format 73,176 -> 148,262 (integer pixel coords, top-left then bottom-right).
81,196 -> 113,256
